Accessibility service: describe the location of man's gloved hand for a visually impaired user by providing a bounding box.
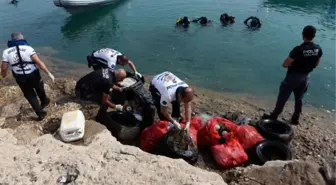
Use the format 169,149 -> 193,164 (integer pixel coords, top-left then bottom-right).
184,121 -> 191,131
135,71 -> 142,78
47,72 -> 55,83
172,120 -> 182,129
115,104 -> 123,111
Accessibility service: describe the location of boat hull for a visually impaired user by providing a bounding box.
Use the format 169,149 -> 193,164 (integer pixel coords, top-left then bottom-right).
53,0 -> 119,14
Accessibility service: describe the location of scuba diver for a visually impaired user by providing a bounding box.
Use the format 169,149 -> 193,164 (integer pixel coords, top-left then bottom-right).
10,0 -> 18,4
220,13 -> 235,25
192,17 -> 212,26
244,16 -> 262,29
176,16 -> 191,28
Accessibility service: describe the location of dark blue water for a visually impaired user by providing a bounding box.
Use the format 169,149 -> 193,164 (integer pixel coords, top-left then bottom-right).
0,0 -> 335,110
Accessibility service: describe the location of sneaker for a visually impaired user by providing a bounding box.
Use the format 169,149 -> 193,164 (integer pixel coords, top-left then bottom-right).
41,98 -> 50,109
38,111 -> 47,121
262,113 -> 277,120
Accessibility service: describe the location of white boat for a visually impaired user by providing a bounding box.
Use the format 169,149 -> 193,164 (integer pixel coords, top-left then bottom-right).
53,0 -> 120,14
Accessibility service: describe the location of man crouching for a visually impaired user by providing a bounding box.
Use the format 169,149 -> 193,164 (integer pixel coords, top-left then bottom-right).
149,71 -> 194,129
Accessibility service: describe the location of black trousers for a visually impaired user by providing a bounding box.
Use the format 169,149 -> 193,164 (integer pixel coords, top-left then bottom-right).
271,74 -> 309,121
149,85 -> 181,121
95,104 -> 122,137
14,70 -> 48,117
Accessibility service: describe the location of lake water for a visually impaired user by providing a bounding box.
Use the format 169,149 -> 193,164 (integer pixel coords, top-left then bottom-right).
0,0 -> 335,110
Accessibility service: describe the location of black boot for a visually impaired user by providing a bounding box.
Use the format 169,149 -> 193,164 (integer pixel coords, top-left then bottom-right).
291,116 -> 300,125
38,111 -> 47,121
41,98 -> 50,109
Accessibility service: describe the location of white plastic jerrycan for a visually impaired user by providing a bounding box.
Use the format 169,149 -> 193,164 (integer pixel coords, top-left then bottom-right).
59,110 -> 85,142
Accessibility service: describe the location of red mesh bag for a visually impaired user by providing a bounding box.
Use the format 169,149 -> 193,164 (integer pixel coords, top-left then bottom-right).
197,117 -> 237,147
140,121 -> 170,152
234,125 -> 265,150
211,139 -> 248,169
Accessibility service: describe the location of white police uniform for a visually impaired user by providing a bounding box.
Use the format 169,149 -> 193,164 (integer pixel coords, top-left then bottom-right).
151,71 -> 188,107
92,48 -> 122,71
2,45 -> 37,75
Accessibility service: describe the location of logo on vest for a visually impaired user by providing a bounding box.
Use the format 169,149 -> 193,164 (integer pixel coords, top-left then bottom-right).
102,69 -> 109,79
303,49 -> 319,57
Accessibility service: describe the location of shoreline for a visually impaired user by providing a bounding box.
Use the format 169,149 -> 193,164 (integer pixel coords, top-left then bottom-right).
22,47 -> 336,111
0,51 -> 335,184
0,45 -> 335,112
0,47 -> 334,128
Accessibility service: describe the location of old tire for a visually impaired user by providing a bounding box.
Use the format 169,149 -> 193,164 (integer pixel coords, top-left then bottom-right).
256,119 -> 293,144
255,140 -> 292,165
107,111 -> 140,141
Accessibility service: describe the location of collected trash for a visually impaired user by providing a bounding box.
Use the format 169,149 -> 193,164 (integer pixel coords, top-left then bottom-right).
255,140 -> 292,165
97,111 -> 140,141
59,110 -> 85,142
57,165 -> 80,185
256,119 -> 294,144
223,111 -> 252,125
197,117 -> 248,168
234,125 -> 264,150
199,113 -> 213,124
140,117 -> 202,164
211,139 -> 248,169
197,117 -> 237,147
154,127 -> 199,164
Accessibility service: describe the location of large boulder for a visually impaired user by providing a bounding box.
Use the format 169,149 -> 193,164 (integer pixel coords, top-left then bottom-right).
320,157 -> 336,185
0,127 -> 227,185
227,160 -> 326,185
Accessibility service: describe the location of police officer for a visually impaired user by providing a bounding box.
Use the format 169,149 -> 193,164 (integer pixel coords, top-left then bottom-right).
87,68 -> 127,136
244,16 -> 262,29
263,25 -> 323,125
149,71 -> 194,129
75,68 -> 127,106
87,48 -> 141,78
1,32 -> 55,120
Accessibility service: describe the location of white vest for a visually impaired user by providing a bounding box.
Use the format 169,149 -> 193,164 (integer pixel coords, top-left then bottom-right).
151,71 -> 188,107
92,48 -> 122,71
2,45 -> 37,75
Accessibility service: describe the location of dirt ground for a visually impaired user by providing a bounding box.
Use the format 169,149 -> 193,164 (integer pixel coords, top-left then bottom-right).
0,53 -> 335,184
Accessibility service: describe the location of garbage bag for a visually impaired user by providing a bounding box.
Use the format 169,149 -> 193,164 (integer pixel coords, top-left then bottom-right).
234,125 -> 265,150
140,117 -> 202,152
211,139 -> 248,169
197,117 -> 237,147
154,128 -> 199,164
180,117 -> 203,145
140,120 -> 170,152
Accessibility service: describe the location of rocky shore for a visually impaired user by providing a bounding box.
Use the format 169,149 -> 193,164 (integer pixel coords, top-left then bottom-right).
0,54 -> 335,185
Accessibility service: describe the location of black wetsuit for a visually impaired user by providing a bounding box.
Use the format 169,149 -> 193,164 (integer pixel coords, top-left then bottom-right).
244,16 -> 261,29
192,17 -> 211,25
220,14 -> 235,24
176,17 -> 190,28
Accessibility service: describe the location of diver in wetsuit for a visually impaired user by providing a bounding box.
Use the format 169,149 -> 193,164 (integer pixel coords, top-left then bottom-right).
10,0 -> 18,4
220,13 -> 235,25
176,16 -> 191,28
244,16 -> 262,29
192,17 -> 212,26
